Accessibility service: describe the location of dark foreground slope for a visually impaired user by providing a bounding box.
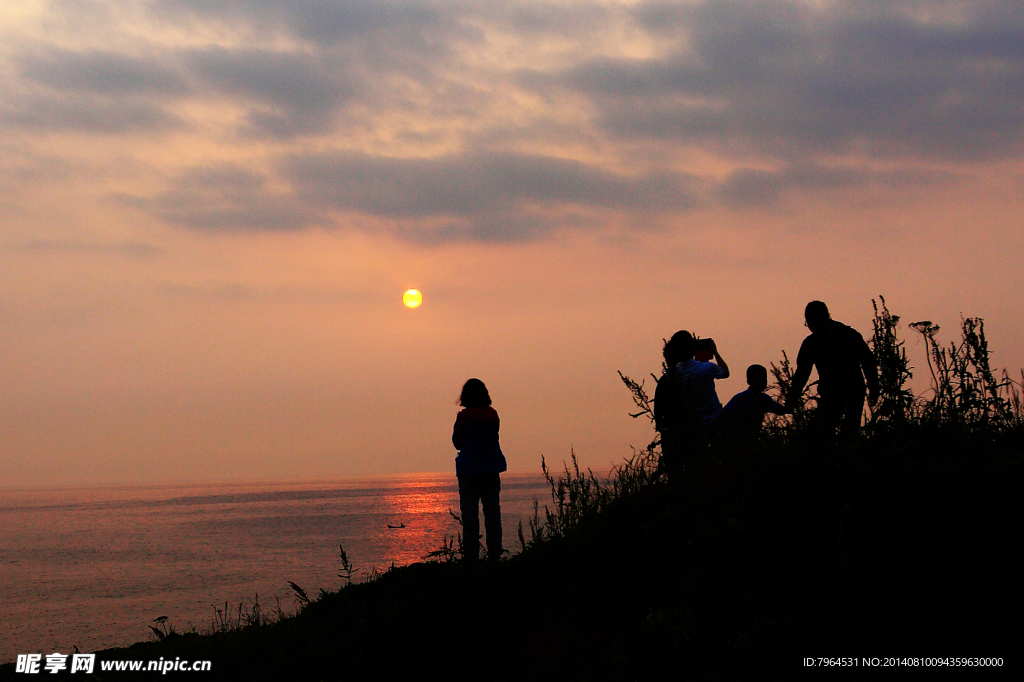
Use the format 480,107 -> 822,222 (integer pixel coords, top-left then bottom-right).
4,431 -> 1022,681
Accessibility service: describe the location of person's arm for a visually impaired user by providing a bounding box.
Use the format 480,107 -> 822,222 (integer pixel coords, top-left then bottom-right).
653,375 -> 669,432
786,337 -> 814,409
857,332 -> 880,406
761,393 -> 789,416
452,412 -> 465,450
709,339 -> 730,379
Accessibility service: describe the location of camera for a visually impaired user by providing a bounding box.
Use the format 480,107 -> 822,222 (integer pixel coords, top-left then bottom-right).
694,338 -> 714,362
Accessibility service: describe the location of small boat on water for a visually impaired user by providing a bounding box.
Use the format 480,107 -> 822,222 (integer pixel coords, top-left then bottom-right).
387,523 -> 406,529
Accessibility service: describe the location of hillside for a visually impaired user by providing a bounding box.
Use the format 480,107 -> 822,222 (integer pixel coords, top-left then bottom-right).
4,428 -> 1020,680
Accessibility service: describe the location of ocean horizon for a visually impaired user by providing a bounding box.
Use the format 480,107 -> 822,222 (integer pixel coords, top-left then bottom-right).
0,471 -> 550,663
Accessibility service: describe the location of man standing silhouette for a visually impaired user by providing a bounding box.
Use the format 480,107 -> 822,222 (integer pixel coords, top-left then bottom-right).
786,301 -> 879,440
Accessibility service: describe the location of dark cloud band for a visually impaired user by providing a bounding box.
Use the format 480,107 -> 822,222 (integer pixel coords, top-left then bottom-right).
5,0 -> 1022,241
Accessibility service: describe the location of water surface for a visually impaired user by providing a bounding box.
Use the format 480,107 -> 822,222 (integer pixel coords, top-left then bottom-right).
0,472 -> 549,662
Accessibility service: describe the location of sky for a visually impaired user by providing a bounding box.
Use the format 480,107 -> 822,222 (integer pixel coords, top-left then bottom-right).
1,0 -> 1022,488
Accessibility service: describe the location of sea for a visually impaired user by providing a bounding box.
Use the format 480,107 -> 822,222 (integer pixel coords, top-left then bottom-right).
0,472 -> 550,663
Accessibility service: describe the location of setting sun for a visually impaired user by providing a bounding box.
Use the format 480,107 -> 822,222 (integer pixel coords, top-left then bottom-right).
403,289 -> 422,308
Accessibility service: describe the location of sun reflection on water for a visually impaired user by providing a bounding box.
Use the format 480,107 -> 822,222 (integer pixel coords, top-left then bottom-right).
0,472 -> 548,661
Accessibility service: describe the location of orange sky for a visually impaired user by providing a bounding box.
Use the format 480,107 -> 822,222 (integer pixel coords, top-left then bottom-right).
2,0 -> 1022,487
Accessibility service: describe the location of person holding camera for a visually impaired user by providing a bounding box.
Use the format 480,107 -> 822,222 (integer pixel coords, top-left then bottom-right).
654,330 -> 731,478
675,332 -> 731,426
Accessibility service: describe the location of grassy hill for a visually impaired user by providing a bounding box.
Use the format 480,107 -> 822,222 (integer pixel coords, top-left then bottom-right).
4,427 -> 1020,680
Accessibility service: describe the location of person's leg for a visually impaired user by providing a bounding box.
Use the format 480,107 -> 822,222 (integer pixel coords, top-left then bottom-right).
659,430 -> 679,482
457,475 -> 481,560
838,392 -> 866,442
480,473 -> 502,561
811,397 -> 843,444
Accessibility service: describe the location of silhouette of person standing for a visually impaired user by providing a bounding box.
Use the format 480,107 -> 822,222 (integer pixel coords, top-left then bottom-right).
786,301 -> 879,440
675,333 -> 730,426
654,332 -> 687,480
452,379 -> 507,561
654,330 -> 730,479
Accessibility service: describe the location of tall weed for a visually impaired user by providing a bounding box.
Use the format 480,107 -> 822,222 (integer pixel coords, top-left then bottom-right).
869,296 -> 916,426
910,316 -> 1020,428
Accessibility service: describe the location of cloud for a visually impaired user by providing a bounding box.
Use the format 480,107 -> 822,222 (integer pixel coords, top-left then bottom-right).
4,0 -> 1018,241
283,150 -> 701,241
128,153 -> 953,241
149,0 -> 473,54
8,43 -> 353,138
716,162 -> 953,206
8,1 -> 1021,159
186,46 -> 354,138
9,239 -> 160,258
4,2 -> 476,138
19,47 -> 188,96
285,150 -> 700,216
536,0 -> 1024,160
1,93 -> 184,134
4,46 -> 187,134
122,152 -> 701,241
120,166 -> 321,232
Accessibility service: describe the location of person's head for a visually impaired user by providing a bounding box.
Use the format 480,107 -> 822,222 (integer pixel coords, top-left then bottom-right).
459,378 -> 492,408
664,330 -> 695,366
804,300 -> 831,334
746,364 -> 769,393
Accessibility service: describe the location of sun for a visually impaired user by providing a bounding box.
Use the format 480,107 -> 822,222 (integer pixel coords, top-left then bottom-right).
403,289 -> 422,308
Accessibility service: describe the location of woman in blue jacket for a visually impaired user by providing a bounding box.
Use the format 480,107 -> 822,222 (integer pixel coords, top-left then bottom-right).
452,378 -> 507,561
